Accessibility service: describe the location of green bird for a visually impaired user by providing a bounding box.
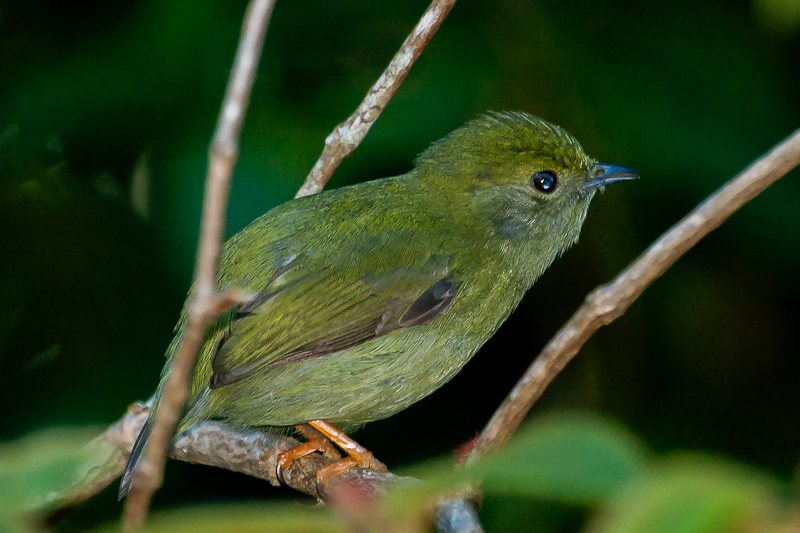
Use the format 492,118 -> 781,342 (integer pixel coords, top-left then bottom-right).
120,111 -> 636,496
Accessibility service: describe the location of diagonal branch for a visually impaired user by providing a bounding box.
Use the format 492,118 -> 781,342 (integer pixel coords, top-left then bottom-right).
122,0 -> 276,528
294,0 -> 458,198
468,127 -> 800,463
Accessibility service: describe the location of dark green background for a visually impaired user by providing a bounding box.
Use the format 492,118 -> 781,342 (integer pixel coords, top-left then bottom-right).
1,0 -> 798,530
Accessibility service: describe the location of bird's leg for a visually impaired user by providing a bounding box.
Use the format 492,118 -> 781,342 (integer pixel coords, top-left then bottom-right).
307,419 -> 387,489
276,423 -> 341,486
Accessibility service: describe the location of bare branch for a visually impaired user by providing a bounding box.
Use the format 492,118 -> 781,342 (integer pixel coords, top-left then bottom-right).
122,0 -> 276,528
469,128 -> 800,462
294,0 -> 458,198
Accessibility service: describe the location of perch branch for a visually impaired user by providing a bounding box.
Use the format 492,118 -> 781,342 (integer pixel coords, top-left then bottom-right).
469,127 -> 800,462
122,0 -> 276,528
294,0 -> 458,198
41,403 -> 481,531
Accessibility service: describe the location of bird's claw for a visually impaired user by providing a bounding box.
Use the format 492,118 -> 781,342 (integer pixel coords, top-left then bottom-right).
275,436 -> 341,487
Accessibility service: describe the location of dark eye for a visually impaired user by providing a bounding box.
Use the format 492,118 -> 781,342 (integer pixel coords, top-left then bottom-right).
531,170 -> 558,193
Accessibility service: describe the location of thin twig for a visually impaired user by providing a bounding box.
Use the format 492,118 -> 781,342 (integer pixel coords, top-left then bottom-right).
294,0 -> 458,198
468,128 -> 800,462
122,0 -> 276,528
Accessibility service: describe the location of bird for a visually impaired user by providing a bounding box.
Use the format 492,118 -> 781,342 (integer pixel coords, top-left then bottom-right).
119,111 -> 637,497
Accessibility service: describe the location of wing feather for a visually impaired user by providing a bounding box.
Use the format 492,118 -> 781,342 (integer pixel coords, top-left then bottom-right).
208,256 -> 455,389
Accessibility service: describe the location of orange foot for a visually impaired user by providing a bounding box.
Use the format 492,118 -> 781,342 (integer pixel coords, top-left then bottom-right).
276,424 -> 341,486
276,419 -> 387,498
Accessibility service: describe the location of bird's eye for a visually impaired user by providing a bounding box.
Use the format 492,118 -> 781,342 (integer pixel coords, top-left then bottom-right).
531,170 -> 558,193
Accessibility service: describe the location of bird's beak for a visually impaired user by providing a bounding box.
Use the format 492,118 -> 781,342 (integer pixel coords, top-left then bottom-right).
584,164 -> 639,190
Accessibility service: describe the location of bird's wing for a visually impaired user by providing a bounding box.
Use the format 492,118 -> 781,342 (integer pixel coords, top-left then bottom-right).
207,252 -> 455,389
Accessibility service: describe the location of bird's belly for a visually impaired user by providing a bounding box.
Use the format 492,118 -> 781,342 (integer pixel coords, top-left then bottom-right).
210,325 -> 486,429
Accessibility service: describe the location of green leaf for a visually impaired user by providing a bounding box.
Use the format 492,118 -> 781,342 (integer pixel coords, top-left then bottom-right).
378,413 -> 646,529
592,454 -> 778,533
754,0 -> 800,33
478,413 -> 646,503
0,428 -> 97,529
87,504 -> 343,533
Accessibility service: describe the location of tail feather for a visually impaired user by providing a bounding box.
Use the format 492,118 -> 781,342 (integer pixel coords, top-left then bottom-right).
118,412 -> 153,499
118,389 -> 208,500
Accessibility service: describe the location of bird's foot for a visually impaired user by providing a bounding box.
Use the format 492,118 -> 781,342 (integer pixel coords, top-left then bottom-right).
306,419 -> 387,499
276,420 -> 387,498
276,428 -> 341,486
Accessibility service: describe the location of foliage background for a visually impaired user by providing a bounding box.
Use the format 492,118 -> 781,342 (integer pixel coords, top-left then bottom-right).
1,0 -> 799,530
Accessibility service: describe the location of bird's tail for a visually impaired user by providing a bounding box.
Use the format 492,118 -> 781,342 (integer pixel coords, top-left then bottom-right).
118,388 -> 208,499
118,407 -> 154,499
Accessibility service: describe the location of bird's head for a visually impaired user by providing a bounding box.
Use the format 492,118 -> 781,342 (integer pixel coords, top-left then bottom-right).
415,111 -> 637,256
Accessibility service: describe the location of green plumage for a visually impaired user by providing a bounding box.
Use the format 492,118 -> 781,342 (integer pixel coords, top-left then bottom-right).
120,112 -> 634,495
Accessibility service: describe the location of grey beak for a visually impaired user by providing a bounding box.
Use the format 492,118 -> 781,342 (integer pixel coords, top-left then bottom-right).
585,164 -> 639,190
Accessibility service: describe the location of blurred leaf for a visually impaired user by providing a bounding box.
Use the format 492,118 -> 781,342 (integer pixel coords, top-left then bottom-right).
590,454 -> 778,533
0,428 -> 96,530
754,0 -> 800,32
478,494 -> 586,533
478,414 -> 646,504
87,504 -> 343,533
379,413 -> 646,531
